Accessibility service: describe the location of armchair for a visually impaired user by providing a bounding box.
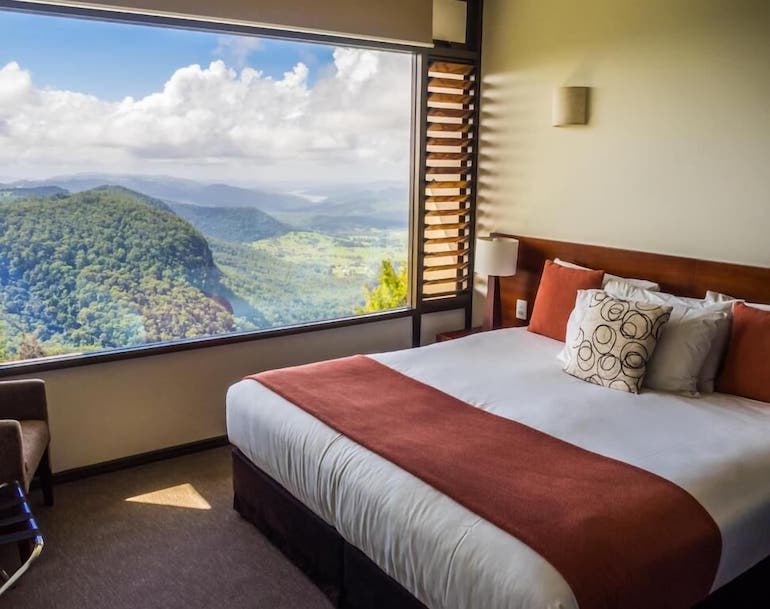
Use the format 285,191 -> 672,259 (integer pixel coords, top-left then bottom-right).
0,380 -> 53,506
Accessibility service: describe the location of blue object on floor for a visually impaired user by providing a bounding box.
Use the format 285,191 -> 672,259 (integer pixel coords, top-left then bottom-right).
0,481 -> 44,596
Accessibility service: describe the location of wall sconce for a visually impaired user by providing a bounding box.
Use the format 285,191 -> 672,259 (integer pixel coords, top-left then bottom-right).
552,86 -> 589,126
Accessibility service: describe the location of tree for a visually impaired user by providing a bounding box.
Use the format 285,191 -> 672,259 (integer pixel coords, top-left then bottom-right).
0,320 -> 9,361
357,259 -> 408,314
18,333 -> 46,360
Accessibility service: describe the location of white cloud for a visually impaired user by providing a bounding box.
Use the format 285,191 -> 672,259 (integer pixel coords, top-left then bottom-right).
0,49 -> 412,185
0,62 -> 35,106
333,47 -> 380,91
213,35 -> 264,69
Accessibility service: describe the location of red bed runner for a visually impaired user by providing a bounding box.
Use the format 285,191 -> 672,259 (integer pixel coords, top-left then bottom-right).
248,355 -> 721,609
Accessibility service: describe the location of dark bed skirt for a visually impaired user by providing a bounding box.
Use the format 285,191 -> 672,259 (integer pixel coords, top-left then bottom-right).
231,447 -> 769,609
232,447 -> 427,609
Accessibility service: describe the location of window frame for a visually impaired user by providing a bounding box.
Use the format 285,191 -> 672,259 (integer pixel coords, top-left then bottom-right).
0,0 -> 480,378
0,0 -> 425,53
0,308 -> 414,377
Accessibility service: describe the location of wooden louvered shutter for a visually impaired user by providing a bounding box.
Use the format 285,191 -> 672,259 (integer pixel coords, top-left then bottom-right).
418,59 -> 478,301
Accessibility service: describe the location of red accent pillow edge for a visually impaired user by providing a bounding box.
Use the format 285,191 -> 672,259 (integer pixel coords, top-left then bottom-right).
527,259 -> 605,342
716,302 -> 770,403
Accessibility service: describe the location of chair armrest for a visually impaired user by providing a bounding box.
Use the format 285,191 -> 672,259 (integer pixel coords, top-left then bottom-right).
0,379 -> 48,421
0,420 -> 24,486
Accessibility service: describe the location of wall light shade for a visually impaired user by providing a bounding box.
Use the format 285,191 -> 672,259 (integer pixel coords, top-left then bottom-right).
433,0 -> 467,43
475,236 -> 518,277
552,86 -> 589,126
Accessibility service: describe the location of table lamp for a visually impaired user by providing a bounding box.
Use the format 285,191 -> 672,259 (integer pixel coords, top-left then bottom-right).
475,236 -> 518,330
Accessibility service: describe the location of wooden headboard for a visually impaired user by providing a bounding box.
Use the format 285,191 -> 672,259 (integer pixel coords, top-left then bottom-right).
493,234 -> 770,328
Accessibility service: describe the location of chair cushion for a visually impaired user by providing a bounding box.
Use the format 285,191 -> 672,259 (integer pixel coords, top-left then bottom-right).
20,420 -> 50,488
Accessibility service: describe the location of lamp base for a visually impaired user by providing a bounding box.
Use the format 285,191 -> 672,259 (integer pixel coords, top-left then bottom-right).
482,275 -> 502,331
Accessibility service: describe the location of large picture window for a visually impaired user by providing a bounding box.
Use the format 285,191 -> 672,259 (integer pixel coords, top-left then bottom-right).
0,8 -> 413,365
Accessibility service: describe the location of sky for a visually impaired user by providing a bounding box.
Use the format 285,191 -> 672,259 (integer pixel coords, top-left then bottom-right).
0,8 -> 413,187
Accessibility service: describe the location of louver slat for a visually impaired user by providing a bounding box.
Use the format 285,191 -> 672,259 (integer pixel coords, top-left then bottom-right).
426,138 -> 473,148
429,62 -> 474,76
427,152 -> 472,162
428,108 -> 474,120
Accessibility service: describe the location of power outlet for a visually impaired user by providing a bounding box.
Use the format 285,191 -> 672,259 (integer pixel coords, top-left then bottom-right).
515,299 -> 528,320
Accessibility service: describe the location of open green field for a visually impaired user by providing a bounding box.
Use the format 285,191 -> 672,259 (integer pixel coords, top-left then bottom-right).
212,229 -> 408,330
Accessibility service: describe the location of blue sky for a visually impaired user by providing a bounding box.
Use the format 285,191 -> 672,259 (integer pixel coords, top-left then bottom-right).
0,6 -> 411,185
0,8 -> 336,100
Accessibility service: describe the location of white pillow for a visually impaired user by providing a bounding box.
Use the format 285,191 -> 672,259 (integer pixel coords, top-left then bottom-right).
706,291 -> 770,312
603,282 -> 731,395
554,258 -> 660,291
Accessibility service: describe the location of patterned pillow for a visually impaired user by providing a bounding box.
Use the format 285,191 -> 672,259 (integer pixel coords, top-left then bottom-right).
563,291 -> 672,394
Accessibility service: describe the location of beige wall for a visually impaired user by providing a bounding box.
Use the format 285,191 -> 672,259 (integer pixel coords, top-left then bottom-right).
9,311 -> 464,473
478,0 -> 770,270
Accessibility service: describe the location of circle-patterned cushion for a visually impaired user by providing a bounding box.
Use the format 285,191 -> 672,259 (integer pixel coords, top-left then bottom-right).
563,291 -> 672,394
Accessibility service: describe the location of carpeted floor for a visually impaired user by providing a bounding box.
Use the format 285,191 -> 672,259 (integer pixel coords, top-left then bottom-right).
0,447 -> 334,609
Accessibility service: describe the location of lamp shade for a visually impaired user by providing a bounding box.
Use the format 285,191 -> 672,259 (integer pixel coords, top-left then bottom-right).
475,237 -> 518,277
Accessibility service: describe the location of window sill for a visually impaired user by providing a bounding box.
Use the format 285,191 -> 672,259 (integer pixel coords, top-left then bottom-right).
0,308 -> 414,378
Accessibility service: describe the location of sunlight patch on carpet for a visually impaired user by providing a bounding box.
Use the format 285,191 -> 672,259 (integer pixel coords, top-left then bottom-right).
125,483 -> 211,510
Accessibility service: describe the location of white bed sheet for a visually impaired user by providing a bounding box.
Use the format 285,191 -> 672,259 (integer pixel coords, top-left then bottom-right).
226,327 -> 770,609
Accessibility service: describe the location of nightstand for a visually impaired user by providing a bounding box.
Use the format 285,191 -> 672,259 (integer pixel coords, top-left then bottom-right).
436,327 -> 483,342
436,320 -> 528,342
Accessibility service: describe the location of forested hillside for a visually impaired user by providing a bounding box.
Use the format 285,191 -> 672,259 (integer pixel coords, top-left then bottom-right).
168,202 -> 289,243
0,187 -> 234,359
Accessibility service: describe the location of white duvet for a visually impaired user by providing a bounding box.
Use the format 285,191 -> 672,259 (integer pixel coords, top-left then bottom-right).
226,328 -> 770,609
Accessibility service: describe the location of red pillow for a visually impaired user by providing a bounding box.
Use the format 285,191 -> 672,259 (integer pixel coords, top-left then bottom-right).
527,260 -> 604,341
716,302 -> 770,403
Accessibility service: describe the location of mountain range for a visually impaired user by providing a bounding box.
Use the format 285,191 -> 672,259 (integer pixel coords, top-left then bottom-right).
3,174 -> 311,211
2,173 -> 408,232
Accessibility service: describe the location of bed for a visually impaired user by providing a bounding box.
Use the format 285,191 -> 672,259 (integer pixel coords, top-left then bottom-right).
226,237 -> 770,609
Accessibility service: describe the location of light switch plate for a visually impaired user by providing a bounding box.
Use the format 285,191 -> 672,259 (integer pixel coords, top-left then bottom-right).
515,299 -> 528,320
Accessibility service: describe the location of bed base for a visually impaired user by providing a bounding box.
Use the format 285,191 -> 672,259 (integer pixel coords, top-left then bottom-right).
232,448 -> 426,609
232,447 -> 770,609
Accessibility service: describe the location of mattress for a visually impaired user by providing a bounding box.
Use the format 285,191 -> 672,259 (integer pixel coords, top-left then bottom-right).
226,327 -> 770,609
